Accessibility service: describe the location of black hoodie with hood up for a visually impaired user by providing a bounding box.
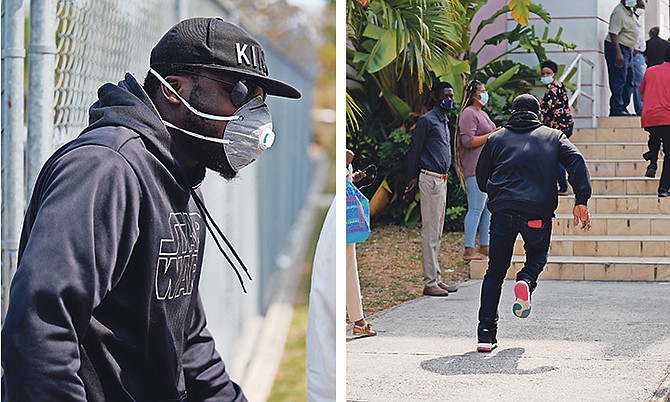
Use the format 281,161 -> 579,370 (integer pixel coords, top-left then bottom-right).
476,110 -> 592,218
1,73 -> 246,401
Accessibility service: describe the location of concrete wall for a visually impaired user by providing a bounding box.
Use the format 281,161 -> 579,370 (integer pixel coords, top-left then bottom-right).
470,0 -> 507,69
646,0 -> 670,39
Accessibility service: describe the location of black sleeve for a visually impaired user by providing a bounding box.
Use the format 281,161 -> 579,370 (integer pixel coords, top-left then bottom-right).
1,146 -> 141,401
476,140 -> 493,193
182,296 -> 247,401
558,133 -> 592,205
406,117 -> 429,181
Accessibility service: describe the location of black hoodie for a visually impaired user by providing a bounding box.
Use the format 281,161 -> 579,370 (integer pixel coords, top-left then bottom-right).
476,110 -> 591,218
1,73 -> 246,401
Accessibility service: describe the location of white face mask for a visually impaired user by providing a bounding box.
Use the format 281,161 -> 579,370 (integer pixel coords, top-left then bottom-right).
625,0 -> 636,8
540,76 -> 555,85
478,91 -> 489,106
150,68 -> 275,173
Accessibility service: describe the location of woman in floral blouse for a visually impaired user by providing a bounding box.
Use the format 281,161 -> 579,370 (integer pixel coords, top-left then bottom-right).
540,59 -> 575,195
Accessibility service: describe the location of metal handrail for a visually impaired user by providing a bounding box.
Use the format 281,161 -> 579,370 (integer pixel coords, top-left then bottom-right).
558,53 -> 597,127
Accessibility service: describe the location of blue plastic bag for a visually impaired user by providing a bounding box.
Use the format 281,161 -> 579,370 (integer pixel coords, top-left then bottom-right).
346,180 -> 370,243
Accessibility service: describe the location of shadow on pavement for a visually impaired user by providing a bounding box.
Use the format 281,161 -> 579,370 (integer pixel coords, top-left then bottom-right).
420,347 -> 558,376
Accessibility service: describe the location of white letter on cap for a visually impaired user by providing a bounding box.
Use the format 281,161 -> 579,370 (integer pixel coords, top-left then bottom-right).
236,43 -> 251,66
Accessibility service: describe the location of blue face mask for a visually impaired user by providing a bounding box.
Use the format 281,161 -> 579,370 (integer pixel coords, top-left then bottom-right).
440,98 -> 454,111
540,76 -> 554,85
478,91 -> 489,106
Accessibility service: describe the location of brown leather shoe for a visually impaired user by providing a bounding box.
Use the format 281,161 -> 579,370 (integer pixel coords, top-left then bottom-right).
423,285 -> 449,297
463,247 -> 486,261
438,282 -> 458,293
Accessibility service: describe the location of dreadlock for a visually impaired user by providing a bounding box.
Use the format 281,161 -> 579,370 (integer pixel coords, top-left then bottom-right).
454,80 -> 484,187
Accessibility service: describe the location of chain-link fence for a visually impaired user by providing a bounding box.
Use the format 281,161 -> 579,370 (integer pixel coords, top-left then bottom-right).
53,0 -> 171,146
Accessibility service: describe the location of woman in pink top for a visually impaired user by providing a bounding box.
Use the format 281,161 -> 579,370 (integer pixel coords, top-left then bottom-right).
638,47 -> 670,197
455,80 -> 500,260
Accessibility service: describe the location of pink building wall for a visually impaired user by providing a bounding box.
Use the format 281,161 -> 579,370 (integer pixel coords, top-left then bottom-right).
470,0 -> 508,69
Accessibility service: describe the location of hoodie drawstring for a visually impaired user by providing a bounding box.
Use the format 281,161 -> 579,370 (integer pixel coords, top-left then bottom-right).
190,189 -> 252,293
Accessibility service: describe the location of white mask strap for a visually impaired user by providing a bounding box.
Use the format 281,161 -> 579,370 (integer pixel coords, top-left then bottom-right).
150,68 -> 241,122
163,120 -> 231,145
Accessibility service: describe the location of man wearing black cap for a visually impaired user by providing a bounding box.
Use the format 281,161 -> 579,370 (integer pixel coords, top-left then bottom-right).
1,18 -> 300,401
474,94 -> 592,353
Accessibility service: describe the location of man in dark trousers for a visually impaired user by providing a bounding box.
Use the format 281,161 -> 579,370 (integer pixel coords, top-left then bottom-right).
639,46 -> 670,197
404,81 -> 459,297
604,0 -> 639,116
474,94 -> 592,352
1,18 -> 300,401
645,26 -> 670,67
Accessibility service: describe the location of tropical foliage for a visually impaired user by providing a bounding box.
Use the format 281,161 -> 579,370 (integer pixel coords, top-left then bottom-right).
346,0 -> 575,230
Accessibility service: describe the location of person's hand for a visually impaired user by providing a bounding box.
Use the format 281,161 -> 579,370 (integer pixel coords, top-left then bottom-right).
403,178 -> 418,203
351,169 -> 367,183
615,52 -> 624,68
573,204 -> 591,231
346,149 -> 355,166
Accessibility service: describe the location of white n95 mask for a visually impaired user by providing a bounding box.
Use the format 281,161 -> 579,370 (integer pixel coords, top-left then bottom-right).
150,68 -> 275,173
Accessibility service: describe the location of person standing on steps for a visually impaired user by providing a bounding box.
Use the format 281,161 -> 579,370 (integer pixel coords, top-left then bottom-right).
641,26 -> 669,176
645,26 -> 670,68
454,80 -> 500,261
604,0 -> 639,116
403,81 -> 459,297
539,59 -> 575,196
474,94 -> 592,353
638,46 -> 670,197
622,0 -> 647,116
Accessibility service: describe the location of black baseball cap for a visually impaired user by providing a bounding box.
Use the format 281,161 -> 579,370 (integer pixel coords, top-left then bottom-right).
151,17 -> 301,99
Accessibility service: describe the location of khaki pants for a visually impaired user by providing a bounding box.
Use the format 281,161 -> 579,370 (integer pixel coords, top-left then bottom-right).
346,243 -> 364,323
418,172 -> 448,287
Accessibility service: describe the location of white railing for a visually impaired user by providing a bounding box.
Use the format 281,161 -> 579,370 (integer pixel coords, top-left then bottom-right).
558,53 -> 597,128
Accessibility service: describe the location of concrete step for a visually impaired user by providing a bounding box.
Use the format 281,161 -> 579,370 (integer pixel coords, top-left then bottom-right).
513,235 -> 670,258
574,127 -> 648,142
469,256 -> 670,281
556,194 -> 670,214
598,116 -> 642,128
552,213 -> 670,236
574,142 -> 648,160
586,159 -> 664,177
589,176 -> 659,195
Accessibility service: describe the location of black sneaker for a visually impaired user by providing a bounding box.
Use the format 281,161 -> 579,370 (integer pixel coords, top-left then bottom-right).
642,151 -> 652,161
659,188 -> 669,198
645,163 -> 657,178
477,328 -> 498,353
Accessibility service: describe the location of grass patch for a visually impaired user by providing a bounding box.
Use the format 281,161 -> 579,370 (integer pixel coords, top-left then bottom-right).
267,206 -> 329,401
355,225 -> 470,316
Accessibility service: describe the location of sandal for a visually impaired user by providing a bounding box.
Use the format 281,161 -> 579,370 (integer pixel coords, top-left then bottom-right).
462,252 -> 486,261
353,321 -> 377,337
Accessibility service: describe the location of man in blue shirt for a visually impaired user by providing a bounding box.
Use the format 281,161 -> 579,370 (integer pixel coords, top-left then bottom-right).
404,81 -> 459,297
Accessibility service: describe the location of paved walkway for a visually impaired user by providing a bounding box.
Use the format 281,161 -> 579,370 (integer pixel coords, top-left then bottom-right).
347,280 -> 670,402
